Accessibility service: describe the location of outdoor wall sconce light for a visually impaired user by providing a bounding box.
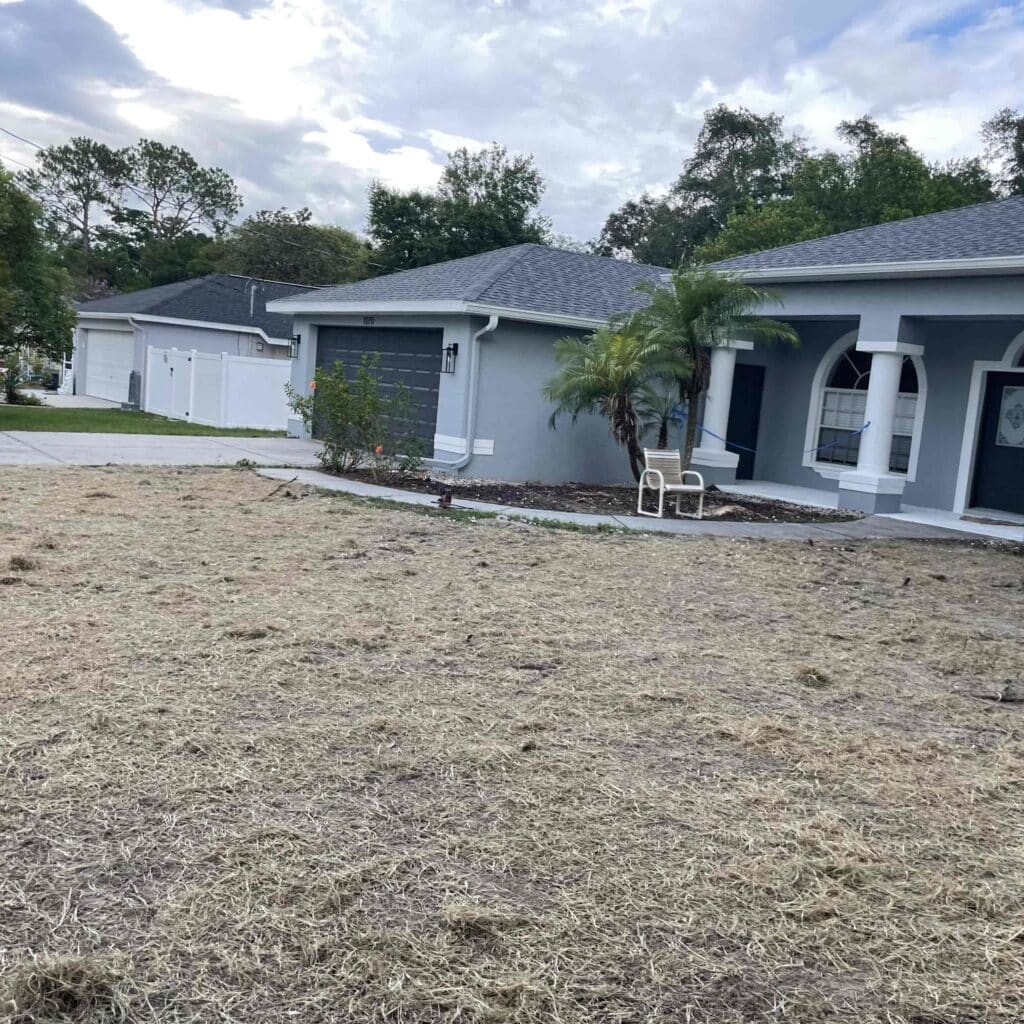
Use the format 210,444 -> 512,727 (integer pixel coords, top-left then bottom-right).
289,334 -> 301,359
442,342 -> 459,373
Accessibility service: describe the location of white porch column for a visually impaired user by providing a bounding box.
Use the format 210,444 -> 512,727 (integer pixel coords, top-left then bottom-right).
838,339 -> 923,513
690,340 -> 753,481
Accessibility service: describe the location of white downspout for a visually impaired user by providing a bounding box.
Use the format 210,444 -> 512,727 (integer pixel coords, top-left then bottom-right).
446,314 -> 498,472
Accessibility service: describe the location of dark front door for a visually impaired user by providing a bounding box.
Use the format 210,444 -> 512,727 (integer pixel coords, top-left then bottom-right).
971,371 -> 1024,515
726,364 -> 765,480
315,325 -> 443,444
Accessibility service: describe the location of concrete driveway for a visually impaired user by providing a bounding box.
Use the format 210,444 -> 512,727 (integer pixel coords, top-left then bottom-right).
0,431 -> 322,467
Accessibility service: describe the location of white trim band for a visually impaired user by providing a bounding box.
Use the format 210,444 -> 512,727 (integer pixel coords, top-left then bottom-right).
433,433 -> 494,456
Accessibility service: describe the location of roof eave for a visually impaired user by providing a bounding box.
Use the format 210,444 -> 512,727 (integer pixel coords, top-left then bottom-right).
720,254 -> 1024,283
267,297 -> 608,330
76,311 -> 291,345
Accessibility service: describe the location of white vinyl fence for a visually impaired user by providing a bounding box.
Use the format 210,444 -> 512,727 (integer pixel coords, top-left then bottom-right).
144,347 -> 291,430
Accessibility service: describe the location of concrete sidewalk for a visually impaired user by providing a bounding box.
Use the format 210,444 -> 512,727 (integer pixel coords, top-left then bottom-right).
257,467 -> 1001,542
0,431 -> 321,467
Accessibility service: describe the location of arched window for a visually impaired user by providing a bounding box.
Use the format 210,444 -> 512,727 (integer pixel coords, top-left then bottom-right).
816,345 -> 919,473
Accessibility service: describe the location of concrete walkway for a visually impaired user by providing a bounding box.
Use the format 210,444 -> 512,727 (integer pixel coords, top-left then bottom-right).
256,467 -> 1001,541
0,431 -> 322,467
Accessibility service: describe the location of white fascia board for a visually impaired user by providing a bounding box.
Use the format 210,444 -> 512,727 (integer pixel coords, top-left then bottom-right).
265,297 -> 607,330
77,311 -> 288,345
726,255 -> 1024,283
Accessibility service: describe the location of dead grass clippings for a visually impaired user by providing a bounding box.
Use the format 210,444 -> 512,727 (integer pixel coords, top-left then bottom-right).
0,466 -> 1021,1024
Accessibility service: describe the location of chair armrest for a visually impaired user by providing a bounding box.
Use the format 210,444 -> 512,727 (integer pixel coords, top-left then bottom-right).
681,470 -> 705,489
639,468 -> 665,490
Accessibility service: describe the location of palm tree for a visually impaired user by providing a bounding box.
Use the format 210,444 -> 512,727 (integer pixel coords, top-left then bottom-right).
628,267 -> 798,468
543,326 -> 688,481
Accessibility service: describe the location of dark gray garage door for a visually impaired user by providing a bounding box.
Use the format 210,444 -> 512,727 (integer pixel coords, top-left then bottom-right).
315,325 -> 443,443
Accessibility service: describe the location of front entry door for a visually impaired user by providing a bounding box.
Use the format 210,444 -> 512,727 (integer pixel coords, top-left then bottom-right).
971,370 -> 1024,515
726,364 -> 765,480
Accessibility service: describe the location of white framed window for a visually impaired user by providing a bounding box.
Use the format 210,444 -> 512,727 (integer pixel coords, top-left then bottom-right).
805,337 -> 926,480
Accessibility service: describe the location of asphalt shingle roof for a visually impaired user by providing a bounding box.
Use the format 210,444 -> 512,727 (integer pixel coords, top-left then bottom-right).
711,196 -> 1024,272
272,244 -> 670,321
76,274 -> 320,339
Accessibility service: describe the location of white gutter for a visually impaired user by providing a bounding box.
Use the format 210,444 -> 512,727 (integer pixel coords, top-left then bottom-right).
724,254 -> 1024,283
77,312 -> 291,347
264,297 -> 607,330
435,315 -> 499,473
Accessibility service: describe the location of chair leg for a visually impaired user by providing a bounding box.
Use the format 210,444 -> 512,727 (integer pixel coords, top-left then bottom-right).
657,488 -> 664,518
697,491 -> 705,520
675,493 -> 682,517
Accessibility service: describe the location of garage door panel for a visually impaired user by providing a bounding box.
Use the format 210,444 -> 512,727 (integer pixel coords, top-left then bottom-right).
84,330 -> 132,403
315,326 -> 443,443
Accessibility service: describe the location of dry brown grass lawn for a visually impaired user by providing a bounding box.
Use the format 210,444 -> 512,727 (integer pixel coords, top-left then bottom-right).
1,467 -> 1022,1024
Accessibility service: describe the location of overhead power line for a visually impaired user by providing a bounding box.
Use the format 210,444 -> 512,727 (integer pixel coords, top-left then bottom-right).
0,125 -> 43,149
0,149 -> 36,171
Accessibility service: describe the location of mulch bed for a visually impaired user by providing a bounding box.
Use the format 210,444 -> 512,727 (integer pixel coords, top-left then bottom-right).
344,471 -> 861,523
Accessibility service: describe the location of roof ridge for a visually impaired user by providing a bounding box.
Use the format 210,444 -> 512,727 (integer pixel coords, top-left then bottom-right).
713,195 -> 1024,267
464,243 -> 537,300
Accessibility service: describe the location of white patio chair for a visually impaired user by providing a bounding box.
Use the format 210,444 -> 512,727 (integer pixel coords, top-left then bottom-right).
637,448 -> 705,519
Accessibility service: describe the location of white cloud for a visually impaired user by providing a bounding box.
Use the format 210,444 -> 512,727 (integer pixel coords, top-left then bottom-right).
3,0 -> 1024,242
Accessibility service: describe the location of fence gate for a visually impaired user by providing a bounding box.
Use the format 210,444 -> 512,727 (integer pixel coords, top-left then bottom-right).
143,346 -> 291,431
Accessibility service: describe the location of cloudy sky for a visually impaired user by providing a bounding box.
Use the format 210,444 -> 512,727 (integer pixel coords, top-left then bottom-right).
1,0 -> 1023,242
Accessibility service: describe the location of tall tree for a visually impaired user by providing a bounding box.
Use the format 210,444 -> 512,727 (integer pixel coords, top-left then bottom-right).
123,139 -> 241,242
698,118 -> 995,262
17,137 -> 128,263
0,164 -> 75,400
213,208 -> 370,284
626,268 -> 797,467
597,105 -> 805,264
982,107 -> 1024,195
368,144 -> 549,273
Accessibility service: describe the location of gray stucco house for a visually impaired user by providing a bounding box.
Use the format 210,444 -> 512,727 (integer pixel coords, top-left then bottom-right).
74,274 -> 319,404
270,199 -> 1024,523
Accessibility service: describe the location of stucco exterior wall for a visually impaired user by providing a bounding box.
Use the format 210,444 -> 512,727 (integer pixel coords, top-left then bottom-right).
471,320 -> 634,484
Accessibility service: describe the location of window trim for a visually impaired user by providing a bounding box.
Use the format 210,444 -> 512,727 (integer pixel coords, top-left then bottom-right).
804,332 -> 927,482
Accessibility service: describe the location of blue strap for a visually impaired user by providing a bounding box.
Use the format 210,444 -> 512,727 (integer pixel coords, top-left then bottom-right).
688,421 -> 872,458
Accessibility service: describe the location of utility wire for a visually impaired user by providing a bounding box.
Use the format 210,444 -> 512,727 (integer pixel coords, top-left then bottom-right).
0,149 -> 36,171
0,125 -> 43,149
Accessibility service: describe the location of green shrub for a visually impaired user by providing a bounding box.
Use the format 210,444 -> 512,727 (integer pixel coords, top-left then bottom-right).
2,365 -> 43,405
286,355 -> 425,479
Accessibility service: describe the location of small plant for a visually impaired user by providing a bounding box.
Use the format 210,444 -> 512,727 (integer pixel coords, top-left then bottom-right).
2,365 -> 43,405
287,356 -> 425,478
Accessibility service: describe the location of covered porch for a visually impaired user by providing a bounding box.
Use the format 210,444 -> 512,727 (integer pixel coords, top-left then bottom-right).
688,275 -> 1024,524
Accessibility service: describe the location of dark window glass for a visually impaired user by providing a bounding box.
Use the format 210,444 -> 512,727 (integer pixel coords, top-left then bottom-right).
827,349 -> 872,389
817,427 -> 861,466
898,358 -> 919,394
889,434 -> 912,473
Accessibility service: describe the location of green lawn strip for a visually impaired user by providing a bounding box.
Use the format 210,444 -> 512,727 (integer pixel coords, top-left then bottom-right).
0,406 -> 284,437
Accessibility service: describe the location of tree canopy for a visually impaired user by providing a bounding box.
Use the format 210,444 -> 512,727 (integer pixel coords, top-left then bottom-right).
0,163 -> 75,365
698,119 -> 995,262
599,106 -> 1005,267
368,144 -> 549,274
211,208 -> 370,285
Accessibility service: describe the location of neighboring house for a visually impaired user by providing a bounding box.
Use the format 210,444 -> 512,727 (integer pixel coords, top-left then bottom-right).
269,203 -> 1024,523
74,274 -> 319,405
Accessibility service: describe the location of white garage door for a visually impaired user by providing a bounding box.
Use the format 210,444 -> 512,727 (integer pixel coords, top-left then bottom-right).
84,330 -> 133,402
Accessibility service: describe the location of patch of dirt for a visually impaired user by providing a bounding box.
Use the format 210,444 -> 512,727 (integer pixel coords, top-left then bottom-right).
0,466 -> 1021,1024
345,470 -> 860,522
